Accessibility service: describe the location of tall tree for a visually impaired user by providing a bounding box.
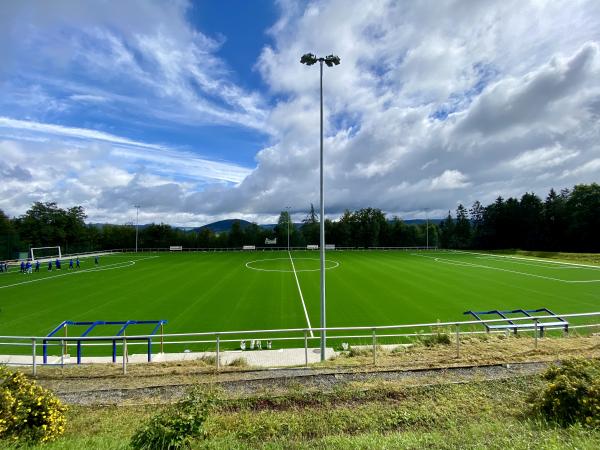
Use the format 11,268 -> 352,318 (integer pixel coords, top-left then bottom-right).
454,204 -> 471,248
566,183 -> 600,252
439,211 -> 455,248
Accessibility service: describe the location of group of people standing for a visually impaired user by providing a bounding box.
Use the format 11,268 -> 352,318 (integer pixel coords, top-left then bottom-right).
1,255 -> 100,275
43,257 -> 81,272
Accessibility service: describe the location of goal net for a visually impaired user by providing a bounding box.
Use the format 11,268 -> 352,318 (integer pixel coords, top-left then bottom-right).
30,246 -> 62,261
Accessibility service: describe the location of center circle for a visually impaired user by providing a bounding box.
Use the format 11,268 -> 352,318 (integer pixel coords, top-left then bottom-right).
245,257 -> 340,273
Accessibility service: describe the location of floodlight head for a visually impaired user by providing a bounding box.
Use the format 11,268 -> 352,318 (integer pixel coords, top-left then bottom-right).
300,53 -> 318,65
324,54 -> 340,67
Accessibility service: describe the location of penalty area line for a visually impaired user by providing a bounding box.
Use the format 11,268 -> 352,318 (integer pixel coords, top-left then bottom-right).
288,251 -> 314,337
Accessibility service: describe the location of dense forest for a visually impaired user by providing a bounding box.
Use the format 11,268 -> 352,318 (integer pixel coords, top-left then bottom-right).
0,183 -> 598,259
439,183 -> 600,253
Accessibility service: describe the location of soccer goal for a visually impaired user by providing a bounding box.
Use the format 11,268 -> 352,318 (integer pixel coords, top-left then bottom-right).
30,246 -> 62,261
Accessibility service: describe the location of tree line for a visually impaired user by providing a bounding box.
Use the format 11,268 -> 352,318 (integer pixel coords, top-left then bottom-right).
0,202 -> 436,259
439,183 -> 600,252
0,182 -> 598,259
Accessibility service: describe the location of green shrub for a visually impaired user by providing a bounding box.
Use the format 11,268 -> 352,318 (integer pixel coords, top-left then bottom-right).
0,366 -> 67,444
348,346 -> 372,357
419,332 -> 451,347
532,358 -> 600,427
130,387 -> 216,449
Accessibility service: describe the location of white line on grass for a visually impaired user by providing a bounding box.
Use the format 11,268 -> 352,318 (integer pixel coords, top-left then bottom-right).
412,253 -> 600,283
0,256 -> 160,290
288,251 -> 314,337
452,250 -> 600,270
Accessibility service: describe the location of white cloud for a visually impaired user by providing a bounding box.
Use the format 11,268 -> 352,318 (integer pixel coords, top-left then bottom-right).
2,0 -> 600,225
429,170 -> 471,191
508,145 -> 579,171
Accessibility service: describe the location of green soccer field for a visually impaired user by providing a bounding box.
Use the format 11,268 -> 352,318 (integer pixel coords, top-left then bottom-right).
0,250 -> 599,344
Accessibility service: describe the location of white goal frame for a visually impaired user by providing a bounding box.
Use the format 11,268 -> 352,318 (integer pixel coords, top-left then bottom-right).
30,246 -> 62,261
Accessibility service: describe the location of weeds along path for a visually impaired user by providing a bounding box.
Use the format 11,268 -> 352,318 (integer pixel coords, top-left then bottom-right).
48,361 -> 549,406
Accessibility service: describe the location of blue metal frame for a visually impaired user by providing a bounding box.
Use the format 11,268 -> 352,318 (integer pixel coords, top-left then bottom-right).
463,308 -> 568,335
42,320 -> 167,364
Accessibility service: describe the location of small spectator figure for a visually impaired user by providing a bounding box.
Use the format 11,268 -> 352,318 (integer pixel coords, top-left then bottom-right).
48,260 -> 53,271
69,259 -> 74,270
34,260 -> 40,272
76,257 -> 80,269
20,261 -> 25,273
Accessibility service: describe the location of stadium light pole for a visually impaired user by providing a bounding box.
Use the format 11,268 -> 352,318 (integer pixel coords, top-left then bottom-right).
300,53 -> 340,361
134,205 -> 140,253
286,206 -> 291,251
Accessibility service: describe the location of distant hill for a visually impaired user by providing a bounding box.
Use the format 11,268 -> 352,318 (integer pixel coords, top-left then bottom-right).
195,218 -> 442,234
402,219 -> 443,225
88,218 -> 442,234
196,219 -> 254,234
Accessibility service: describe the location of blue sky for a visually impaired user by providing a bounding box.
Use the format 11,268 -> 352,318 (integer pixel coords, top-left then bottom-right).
1,0 -> 600,226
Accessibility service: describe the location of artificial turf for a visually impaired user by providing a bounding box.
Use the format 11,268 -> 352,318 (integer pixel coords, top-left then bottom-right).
0,250 -> 598,348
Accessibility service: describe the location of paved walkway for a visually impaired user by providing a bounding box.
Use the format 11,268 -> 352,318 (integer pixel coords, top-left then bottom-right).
0,347 -> 338,368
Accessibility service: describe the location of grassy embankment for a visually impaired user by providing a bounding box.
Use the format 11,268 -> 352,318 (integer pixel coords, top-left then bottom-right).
5,333 -> 600,449
7,373 -> 600,449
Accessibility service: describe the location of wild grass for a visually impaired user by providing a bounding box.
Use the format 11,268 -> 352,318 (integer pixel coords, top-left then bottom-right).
8,372 -> 600,449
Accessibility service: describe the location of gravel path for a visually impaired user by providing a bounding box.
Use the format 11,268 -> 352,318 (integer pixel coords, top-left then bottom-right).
55,361 -> 550,405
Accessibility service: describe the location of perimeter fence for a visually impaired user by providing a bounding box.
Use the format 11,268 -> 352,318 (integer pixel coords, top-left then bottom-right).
0,312 -> 598,376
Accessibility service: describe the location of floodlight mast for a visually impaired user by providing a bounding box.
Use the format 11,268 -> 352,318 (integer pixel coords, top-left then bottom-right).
300,53 -> 340,361
134,205 -> 140,253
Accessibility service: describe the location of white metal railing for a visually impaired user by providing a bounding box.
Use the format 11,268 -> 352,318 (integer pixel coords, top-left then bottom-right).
0,311 -> 599,375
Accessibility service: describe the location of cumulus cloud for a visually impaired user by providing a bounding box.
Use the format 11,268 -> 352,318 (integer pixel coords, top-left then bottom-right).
1,0 -> 600,225
204,0 -> 600,220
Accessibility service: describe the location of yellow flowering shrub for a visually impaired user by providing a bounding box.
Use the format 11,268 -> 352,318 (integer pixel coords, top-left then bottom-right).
0,366 -> 67,444
532,358 -> 600,428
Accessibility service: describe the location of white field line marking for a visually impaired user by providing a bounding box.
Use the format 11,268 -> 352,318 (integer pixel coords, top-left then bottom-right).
0,256 -> 160,290
474,256 -> 584,270
288,251 -> 314,337
452,250 -> 600,270
413,253 -> 600,283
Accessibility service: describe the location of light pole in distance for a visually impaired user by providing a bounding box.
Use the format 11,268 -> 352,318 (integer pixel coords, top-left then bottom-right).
134,205 -> 140,253
425,208 -> 429,250
300,53 -> 340,361
286,206 -> 291,251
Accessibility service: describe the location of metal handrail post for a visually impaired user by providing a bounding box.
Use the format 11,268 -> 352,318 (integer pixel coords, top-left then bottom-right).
304,330 -> 308,367
122,337 -> 128,375
216,334 -> 220,371
456,324 -> 460,358
372,328 -> 377,366
32,338 -> 37,376
534,319 -> 539,349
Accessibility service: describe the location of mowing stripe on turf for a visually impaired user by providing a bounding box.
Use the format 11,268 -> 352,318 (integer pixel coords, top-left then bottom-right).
288,251 -> 314,337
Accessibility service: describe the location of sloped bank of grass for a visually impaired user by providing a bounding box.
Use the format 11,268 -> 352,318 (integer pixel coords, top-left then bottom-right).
490,249 -> 600,265
7,371 -> 600,449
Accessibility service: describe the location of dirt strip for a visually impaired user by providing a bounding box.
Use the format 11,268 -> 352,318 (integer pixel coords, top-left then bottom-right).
52,361 -> 550,405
